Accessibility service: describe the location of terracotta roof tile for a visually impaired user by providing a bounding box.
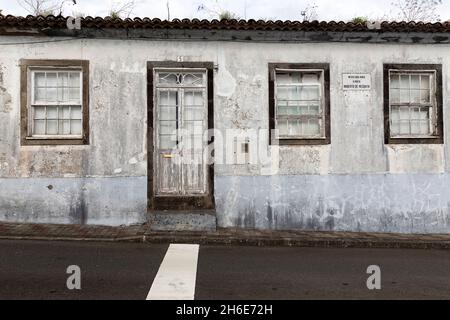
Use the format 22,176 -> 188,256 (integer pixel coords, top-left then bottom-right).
0,14 -> 449,33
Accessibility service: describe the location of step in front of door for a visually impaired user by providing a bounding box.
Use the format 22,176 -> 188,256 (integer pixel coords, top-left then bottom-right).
149,210 -> 217,232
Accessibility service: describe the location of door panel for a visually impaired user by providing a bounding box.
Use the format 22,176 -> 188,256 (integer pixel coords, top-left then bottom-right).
154,70 -> 208,196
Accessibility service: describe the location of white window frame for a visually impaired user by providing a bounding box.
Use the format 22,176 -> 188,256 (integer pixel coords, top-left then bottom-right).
27,67 -> 84,139
274,68 -> 326,140
388,69 -> 438,139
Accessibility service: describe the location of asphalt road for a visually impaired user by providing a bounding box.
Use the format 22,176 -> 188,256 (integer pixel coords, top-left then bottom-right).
0,239 -> 450,300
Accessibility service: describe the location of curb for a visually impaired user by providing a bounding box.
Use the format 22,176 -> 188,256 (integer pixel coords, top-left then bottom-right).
0,235 -> 144,243
142,234 -> 450,250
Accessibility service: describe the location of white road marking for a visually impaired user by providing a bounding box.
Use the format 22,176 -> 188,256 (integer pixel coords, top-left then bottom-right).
147,244 -> 200,300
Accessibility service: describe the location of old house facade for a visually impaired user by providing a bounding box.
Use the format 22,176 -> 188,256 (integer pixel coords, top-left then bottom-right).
0,15 -> 449,233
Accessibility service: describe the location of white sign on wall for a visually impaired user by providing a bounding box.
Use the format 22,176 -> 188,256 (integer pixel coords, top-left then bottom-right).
343,73 -> 371,90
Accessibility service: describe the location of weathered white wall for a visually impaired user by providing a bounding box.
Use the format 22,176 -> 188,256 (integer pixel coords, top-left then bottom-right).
0,36 -> 449,231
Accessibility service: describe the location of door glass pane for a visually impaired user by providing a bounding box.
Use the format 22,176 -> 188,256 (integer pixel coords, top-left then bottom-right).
160,135 -> 177,149
160,107 -> 177,120
160,121 -> 177,135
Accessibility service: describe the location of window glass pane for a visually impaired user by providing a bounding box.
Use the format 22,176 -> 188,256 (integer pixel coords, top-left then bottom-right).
277,87 -> 295,100
301,73 -> 320,84
420,75 -> 430,90
69,87 -> 81,103
305,119 -> 321,135
400,89 -> 409,103
411,90 -> 420,103
390,89 -> 400,103
70,120 -> 82,135
47,106 -> 58,119
391,107 -> 399,121
46,88 -> 57,102
308,105 -> 320,115
71,106 -> 82,120
277,120 -> 288,136
400,75 -> 409,89
69,72 -> 81,87
35,88 -> 46,103
420,120 -> 430,135
391,122 -> 400,135
420,89 -> 430,103
61,106 -> 71,119
34,120 -> 46,135
288,120 -> 301,136
57,87 -> 66,102
58,72 -> 69,87
399,120 -> 410,134
46,73 -> 57,87
419,107 -> 429,120
399,106 -> 409,120
277,73 -> 301,84
390,74 -> 400,89
59,120 -> 71,134
35,73 -> 46,87
34,106 -> 46,119
411,120 -> 420,134
47,120 -> 58,134
300,86 -> 319,100
411,75 -> 420,89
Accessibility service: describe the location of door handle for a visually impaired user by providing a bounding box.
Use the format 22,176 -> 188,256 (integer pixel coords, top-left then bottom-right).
161,154 -> 174,158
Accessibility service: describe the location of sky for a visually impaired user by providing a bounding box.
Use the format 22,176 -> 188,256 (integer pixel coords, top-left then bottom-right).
1,0 -> 449,22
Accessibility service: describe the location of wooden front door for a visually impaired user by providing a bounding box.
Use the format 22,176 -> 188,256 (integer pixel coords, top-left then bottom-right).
154,69 -> 209,197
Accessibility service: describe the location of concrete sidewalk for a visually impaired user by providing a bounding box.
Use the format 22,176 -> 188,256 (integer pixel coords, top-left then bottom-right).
1,222 -> 450,249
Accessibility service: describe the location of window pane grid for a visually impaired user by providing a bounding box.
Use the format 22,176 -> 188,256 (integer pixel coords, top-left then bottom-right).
31,70 -> 83,137
389,70 -> 435,138
275,70 -> 324,138
31,105 -> 82,136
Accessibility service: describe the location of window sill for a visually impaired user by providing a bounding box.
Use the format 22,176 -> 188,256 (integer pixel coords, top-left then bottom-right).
272,138 -> 330,146
22,136 -> 88,146
386,136 -> 443,145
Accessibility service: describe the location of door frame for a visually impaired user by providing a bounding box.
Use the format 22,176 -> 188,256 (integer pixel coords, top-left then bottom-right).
147,61 -> 215,211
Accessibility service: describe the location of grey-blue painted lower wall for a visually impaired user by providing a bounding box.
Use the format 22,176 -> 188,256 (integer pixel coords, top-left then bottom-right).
0,177 -> 147,226
2,174 -> 450,233
215,174 -> 450,234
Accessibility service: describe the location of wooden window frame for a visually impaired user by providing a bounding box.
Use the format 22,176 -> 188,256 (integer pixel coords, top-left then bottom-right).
268,63 -> 331,145
383,64 -> 443,145
147,61 -> 215,211
21,59 -> 90,146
